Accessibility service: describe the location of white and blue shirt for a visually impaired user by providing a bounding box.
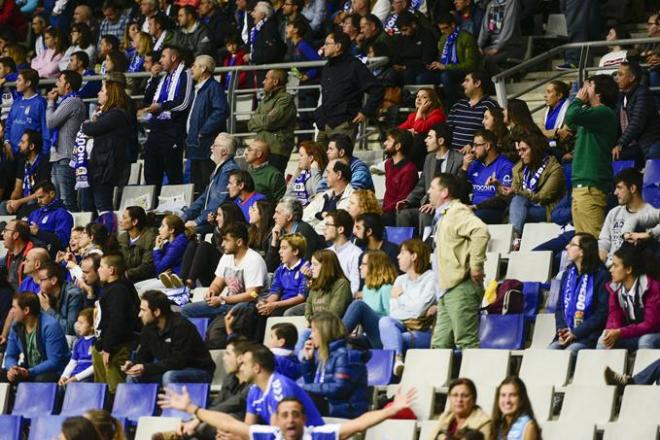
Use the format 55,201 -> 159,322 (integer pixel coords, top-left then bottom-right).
250,424 -> 340,440
467,154 -> 513,205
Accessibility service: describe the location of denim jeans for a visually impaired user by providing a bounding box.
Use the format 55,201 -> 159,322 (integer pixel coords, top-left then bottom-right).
181,301 -> 231,319
378,317 -> 431,356
646,140 -> 660,160
596,333 -> 660,350
127,367 -> 212,386
474,208 -> 505,224
510,195 -> 548,235
342,301 -> 383,349
633,359 -> 660,385
51,160 -> 78,211
548,340 -> 591,357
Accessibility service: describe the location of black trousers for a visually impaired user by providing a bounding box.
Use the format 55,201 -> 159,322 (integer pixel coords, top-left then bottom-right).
180,241 -> 221,287
144,131 -> 185,186
190,158 -> 216,196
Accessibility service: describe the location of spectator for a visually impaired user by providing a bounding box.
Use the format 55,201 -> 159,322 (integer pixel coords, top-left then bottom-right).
353,212 -> 399,264
564,75 -> 618,238
77,254 -> 102,312
595,25 -> 630,76
92,254 -> 141,394
382,128 -> 419,225
340,14 -> 362,54
184,132 -> 240,234
4,69 -> 49,157
30,15 -> 47,57
247,1 -> 287,75
324,209 -> 362,295
268,322 -> 302,380
539,80 -> 573,158
279,0 -> 307,40
303,159 -> 355,235
557,0 -> 600,70
447,70 -> 498,151
285,141 -> 327,207
598,169 -> 655,267
429,377 -> 492,439
154,214 -> 192,280
605,358 -> 660,386
141,45 -> 193,187
60,23 -> 96,72
30,27 -> 65,78
148,13 -> 174,58
72,4 -> 96,31
301,0 -> 325,34
219,35 -> 249,90
613,61 -> 660,162
301,249 -> 352,321
46,70 -> 86,212
245,139 -> 287,202
124,290 -> 215,385
347,189 -> 383,219
137,0 -> 159,33
0,0 -> 26,40
1,219 -> 33,289
96,35 -> 120,74
430,174 -> 490,350
453,0 -> 484,37
504,99 -> 545,142
16,247 -> 49,294
382,0 -> 408,35
247,69 -> 297,174
228,170 -> 267,221
1,292 -> 70,383
319,133 -> 374,191
491,376 -> 540,440
396,123 -> 462,233
342,249 -> 397,348
248,200 -> 274,254
483,106 -> 513,156
67,51 -> 101,101
379,238 -> 436,375
58,308 -> 96,385
359,14 -> 392,57
458,129 -> 513,224
186,55 -> 229,195
59,417 -> 102,440
477,0 -> 523,76
391,12 -> 436,85
103,50 -> 128,74
197,0 -> 232,60
98,0 -> 130,44
550,233 -> 609,353
171,5 -> 214,57
118,206 -> 156,283
27,181 -> 74,251
315,31 -> 384,144
37,262 -> 83,336
300,312 -> 369,418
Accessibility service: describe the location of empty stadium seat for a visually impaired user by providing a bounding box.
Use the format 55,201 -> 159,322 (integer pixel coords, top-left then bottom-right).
28,415 -> 67,440
505,251 -> 553,283
60,382 -> 107,416
632,349 -> 660,376
0,415 -> 21,440
572,349 -> 627,386
71,212 -> 93,227
459,349 -> 510,411
541,421 -> 595,440
11,383 -> 58,419
643,159 -> 660,208
519,223 -> 562,252
0,383 -> 10,414
111,383 -> 159,425
210,350 -> 228,392
366,350 -> 394,386
617,385 -> 660,423
119,185 -> 157,211
129,161 -> 142,185
557,385 -> 616,424
526,385 -> 554,422
364,419 -> 416,440
529,313 -> 556,348
188,317 -> 209,340
384,226 -> 414,245
487,224 -> 513,255
158,184 -> 196,210
484,252 -> 501,284
263,316 -> 308,345
479,314 -> 525,350
519,349 -> 572,388
602,422 -> 659,440
161,383 -> 210,420
191,287 -> 208,302
134,416 -> 181,440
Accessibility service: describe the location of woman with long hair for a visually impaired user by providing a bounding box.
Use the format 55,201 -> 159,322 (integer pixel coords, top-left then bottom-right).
127,31 -> 152,73
154,214 -> 193,283
342,249 -> 397,348
285,141 -> 327,206
490,376 -> 540,440
303,249 -> 353,322
428,378 -> 492,440
300,311 -> 369,418
117,206 -> 157,283
84,409 -> 126,440
60,23 -> 96,71
482,107 -> 516,162
399,87 -> 447,170
248,200 -> 274,254
31,26 -> 65,78
346,189 -> 383,219
505,99 -> 544,141
59,416 -> 102,440
550,233 -> 609,353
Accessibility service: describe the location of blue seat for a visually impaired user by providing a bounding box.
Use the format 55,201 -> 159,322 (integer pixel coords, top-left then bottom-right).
612,160 -> 635,176
384,227 -> 414,245
188,317 -> 209,340
643,159 -> 660,208
522,282 -> 542,320
111,383 -> 159,425
60,382 -> 107,416
28,416 -> 67,440
366,350 -> 394,386
11,383 -> 58,419
161,383 -> 210,419
479,314 -> 525,350
0,415 -> 21,440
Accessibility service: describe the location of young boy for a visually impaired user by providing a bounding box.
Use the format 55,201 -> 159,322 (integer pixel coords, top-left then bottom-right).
58,308 -> 96,385
268,322 -> 301,380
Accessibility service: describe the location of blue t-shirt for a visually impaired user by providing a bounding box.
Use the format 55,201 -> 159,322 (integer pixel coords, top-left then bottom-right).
18,277 -> 40,293
71,335 -> 96,376
467,154 -> 513,205
250,424 -> 340,440
246,372 -> 324,426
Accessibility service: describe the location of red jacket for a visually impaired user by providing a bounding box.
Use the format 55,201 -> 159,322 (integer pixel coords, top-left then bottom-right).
398,108 -> 447,134
222,49 -> 248,89
605,275 -> 660,339
0,0 -> 26,39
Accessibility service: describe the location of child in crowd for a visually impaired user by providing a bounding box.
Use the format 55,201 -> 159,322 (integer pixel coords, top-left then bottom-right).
268,322 -> 302,380
58,308 -> 96,385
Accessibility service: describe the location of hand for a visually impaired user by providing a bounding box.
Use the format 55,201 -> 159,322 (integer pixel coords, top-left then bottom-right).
391,286 -> 403,299
65,376 -> 79,384
485,175 -> 500,187
389,387 -> 417,413
147,103 -> 161,114
460,144 -> 473,155
498,186 -> 513,196
354,291 -> 363,300
301,339 -> 315,361
612,145 -> 622,160
601,328 -> 621,349
561,152 -> 573,162
242,53 -> 251,63
126,363 -> 145,376
301,262 -> 313,278
427,61 -> 442,70
392,64 -> 406,72
38,292 -> 51,311
102,351 -> 110,367
257,301 -> 277,316
207,212 -> 216,223
180,418 -> 200,436
58,376 -> 68,386
155,235 -> 165,247
557,126 -> 573,140
419,204 -> 435,215
29,222 -> 39,235
576,83 -> 589,103
425,304 -> 437,317
267,108 -> 277,119
352,112 -> 367,124
462,153 -> 475,171
224,311 -> 234,334
47,89 -> 59,102
419,100 -> 432,114
484,48 -> 499,56
56,251 -> 66,263
150,63 -> 163,77
624,231 -> 652,246
207,295 -> 224,308
5,200 -> 17,214
6,367 -> 19,383
158,385 -> 192,411
395,200 -> 409,211
271,224 -> 282,245
470,267 -> 485,285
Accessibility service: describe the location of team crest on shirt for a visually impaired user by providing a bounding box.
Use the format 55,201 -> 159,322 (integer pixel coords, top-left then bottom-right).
42,216 -> 49,224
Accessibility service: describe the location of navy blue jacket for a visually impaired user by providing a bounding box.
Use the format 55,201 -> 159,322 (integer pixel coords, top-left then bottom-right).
183,157 -> 241,226
27,198 -> 74,251
185,77 -> 229,160
301,339 -> 370,418
273,349 -> 302,380
153,233 -> 189,275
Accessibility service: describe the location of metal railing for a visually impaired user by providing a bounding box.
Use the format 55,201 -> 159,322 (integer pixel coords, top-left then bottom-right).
492,37 -> 660,109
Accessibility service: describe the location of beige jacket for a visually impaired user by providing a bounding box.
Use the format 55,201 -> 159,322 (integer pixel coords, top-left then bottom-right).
434,200 -> 490,290
427,407 -> 493,440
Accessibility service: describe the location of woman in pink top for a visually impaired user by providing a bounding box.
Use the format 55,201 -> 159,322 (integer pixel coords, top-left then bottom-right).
30,27 -> 65,78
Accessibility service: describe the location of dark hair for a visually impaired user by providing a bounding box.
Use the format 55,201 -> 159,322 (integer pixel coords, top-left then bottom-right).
448,377 -> 478,403
101,253 -> 127,276
466,70 -> 493,95
330,160 -> 351,183
614,168 -> 643,195
217,202 -> 246,231
610,24 -> 631,41
181,4 -> 197,17
271,322 -> 298,349
102,0 -> 120,11
18,68 -> 40,89
587,74 -> 619,109
613,244 -> 650,278
327,31 -> 351,54
229,170 -> 256,193
33,180 -> 57,194
433,173 -> 460,199
573,233 -> 600,275
328,133 -> 354,158
386,128 -> 413,157
61,416 -> 102,440
85,223 -> 117,254
288,16 -> 309,37
277,397 -> 305,414
0,56 -> 16,72
437,12 -> 456,26
13,292 -> 41,316
473,129 -> 498,149
362,13 -> 382,29
141,290 -> 173,317
44,27 -> 66,56
396,10 -> 416,28
222,221 -> 249,243
82,253 -> 102,271
71,22 -> 93,49
22,128 -> 42,153
71,51 -> 90,69
620,61 -> 643,84
429,123 -> 452,148
343,13 -> 361,29
310,249 -> 347,291
150,12 -> 173,31
248,200 -> 273,249
325,209 -> 353,238
7,219 -> 30,242
245,343 -> 276,373
60,70 -> 83,91
506,99 -> 544,138
125,206 -> 149,230
399,238 -> 430,274
355,212 -> 384,241
106,50 -> 128,72
491,376 -> 538,439
517,133 -> 549,171
83,409 -> 123,440
548,80 -> 570,100
100,34 -> 120,51
39,261 -> 65,286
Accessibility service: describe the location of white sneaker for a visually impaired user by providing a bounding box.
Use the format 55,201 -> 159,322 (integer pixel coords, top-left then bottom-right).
393,359 -> 404,376
370,160 -> 386,175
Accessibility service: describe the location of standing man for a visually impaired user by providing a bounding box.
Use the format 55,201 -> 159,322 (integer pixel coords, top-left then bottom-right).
186,55 -> 229,195
245,140 -> 287,202
4,68 -> 49,157
315,31 -> 384,145
141,45 -> 193,187
46,70 -> 86,212
97,0 -> 130,45
429,174 -> 490,350
247,69 -> 297,174
564,75 -> 619,238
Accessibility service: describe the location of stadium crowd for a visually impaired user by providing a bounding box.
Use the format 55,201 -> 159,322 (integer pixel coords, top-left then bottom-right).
0,0 -> 659,439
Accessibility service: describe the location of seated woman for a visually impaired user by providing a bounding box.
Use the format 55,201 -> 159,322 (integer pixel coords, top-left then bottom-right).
378,239 -> 436,376
154,214 -> 193,285
491,376 -> 540,440
483,106 -> 516,163
346,189 -> 383,219
31,27 -> 65,78
427,378 -> 492,440
285,141 -> 327,206
538,80 -> 574,161
248,200 -> 273,255
492,134 -> 565,248
598,245 -> 660,350
342,250 -> 397,348
59,23 -> 96,72
300,311 -> 369,418
550,233 -> 609,353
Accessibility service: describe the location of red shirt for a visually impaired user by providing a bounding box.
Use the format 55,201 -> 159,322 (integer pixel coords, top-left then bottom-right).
383,158 -> 418,212
398,108 -> 447,134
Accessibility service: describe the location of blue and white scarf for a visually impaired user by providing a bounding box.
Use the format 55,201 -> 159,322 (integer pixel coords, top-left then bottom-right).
384,13 -> 399,34
152,63 -> 185,120
70,124 -> 92,190
563,265 -> 594,330
128,53 -> 145,73
49,91 -> 80,149
292,170 -> 312,205
22,155 -> 43,196
440,27 -> 460,65
522,155 -> 549,193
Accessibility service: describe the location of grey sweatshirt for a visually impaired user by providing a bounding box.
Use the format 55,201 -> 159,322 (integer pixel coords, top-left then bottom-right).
47,96 -> 86,162
598,203 -> 657,265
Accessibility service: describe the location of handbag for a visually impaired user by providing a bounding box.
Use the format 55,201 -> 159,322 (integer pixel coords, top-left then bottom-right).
402,314 -> 435,332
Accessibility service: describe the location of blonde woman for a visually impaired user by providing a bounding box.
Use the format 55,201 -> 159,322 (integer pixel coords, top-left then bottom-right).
84,409 -> 127,440
347,189 -> 383,219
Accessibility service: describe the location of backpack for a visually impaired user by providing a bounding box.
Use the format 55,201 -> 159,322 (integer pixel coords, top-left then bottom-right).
483,279 -> 524,315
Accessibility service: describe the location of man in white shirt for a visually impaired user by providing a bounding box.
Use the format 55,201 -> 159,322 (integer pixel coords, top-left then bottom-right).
303,159 -> 355,235
324,209 -> 362,295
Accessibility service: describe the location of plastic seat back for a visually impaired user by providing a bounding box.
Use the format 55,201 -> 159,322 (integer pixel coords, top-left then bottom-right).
60,382 -> 107,416
28,415 -> 68,440
11,383 -> 58,418
612,160 -> 635,176
487,224 -> 513,254
111,383 -> 159,424
188,317 -> 209,340
505,251 -> 553,283
643,159 -> 660,208
603,422 -> 658,440
0,383 -> 10,414
210,350 -> 228,392
617,385 -> 660,422
365,419 -> 416,440
161,383 -> 209,419
0,415 -> 21,440
519,349 -> 572,387
479,314 -> 525,350
384,226 -> 414,245
366,350 -> 394,386
134,416 -> 181,440
529,313 -> 556,348
572,349 -> 627,385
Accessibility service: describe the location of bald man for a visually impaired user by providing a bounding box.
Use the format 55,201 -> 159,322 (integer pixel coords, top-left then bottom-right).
245,139 -> 286,202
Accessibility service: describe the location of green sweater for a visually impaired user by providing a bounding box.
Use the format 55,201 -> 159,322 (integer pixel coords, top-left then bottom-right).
305,278 -> 353,322
437,30 -> 479,73
564,99 -> 616,192
250,163 -> 286,202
